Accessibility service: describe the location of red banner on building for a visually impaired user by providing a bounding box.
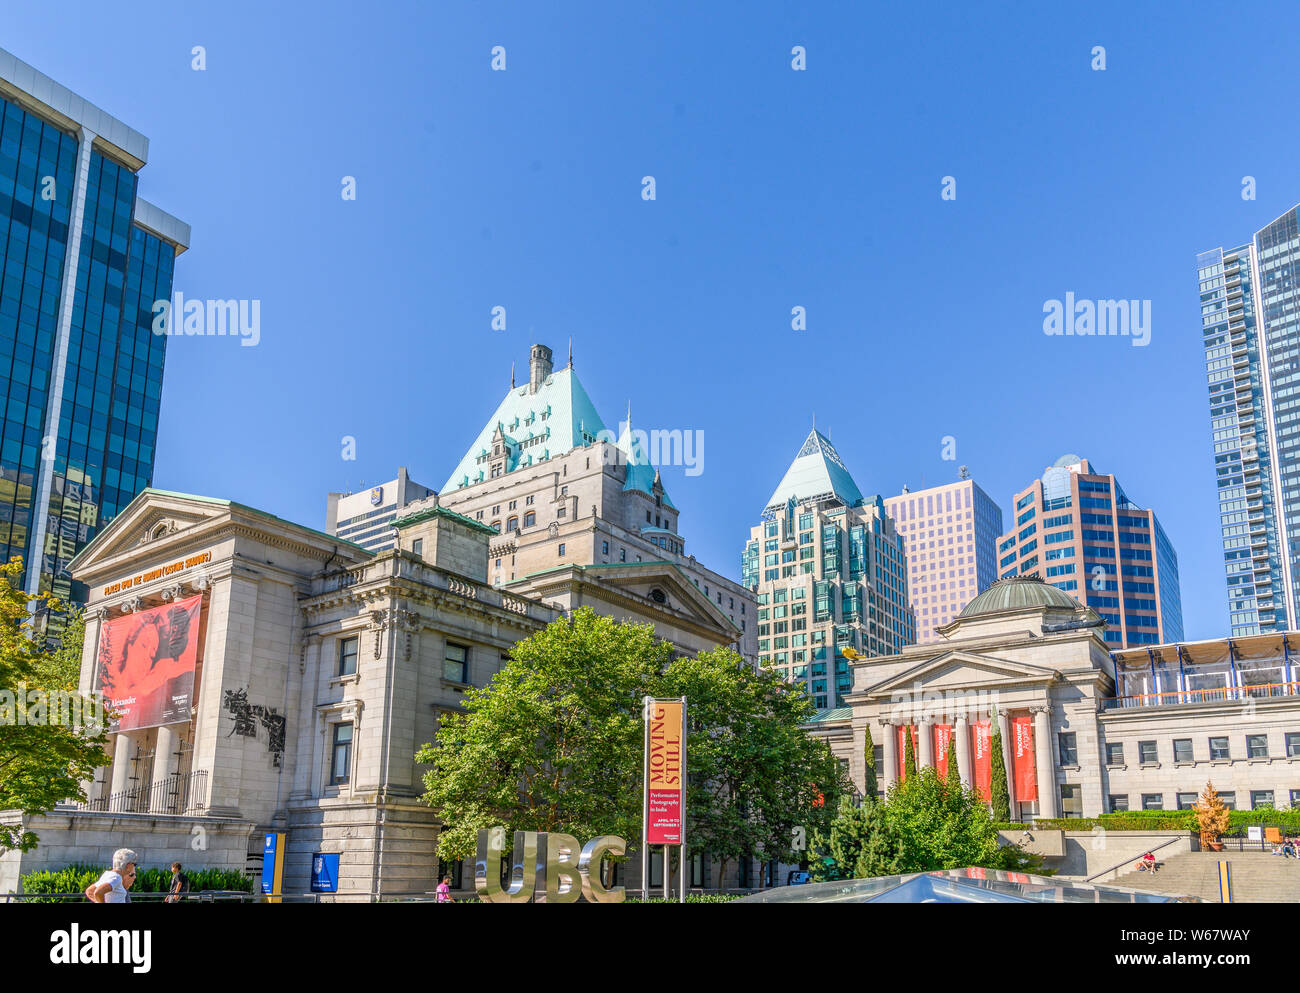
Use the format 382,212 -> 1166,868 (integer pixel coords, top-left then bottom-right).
896,723 -> 920,780
933,723 -> 954,780
1012,713 -> 1038,803
97,595 -> 202,732
646,700 -> 684,845
972,720 -> 992,802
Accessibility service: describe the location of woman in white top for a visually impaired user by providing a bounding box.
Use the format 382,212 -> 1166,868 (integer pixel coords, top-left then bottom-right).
85,848 -> 139,903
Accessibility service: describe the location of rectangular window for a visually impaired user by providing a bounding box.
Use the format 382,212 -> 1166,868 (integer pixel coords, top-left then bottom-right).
331,723 -> 353,785
1138,740 -> 1158,764
1220,792 -> 1236,810
444,643 -> 468,683
412,538 -> 423,558
1247,734 -> 1268,759
1250,790 -> 1275,810
1176,793 -> 1198,810
1104,743 -> 1124,766
338,636 -> 358,677
1173,739 -> 1193,763
1287,732 -> 1300,758
558,543 -> 566,556
1059,784 -> 1082,818
1058,732 -> 1078,766
1209,736 -> 1230,761
1141,793 -> 1163,810
1107,794 -> 1128,813
1290,789 -> 1300,809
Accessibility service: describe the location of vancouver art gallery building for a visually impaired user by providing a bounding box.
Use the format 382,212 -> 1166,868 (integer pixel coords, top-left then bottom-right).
809,577 -> 1300,821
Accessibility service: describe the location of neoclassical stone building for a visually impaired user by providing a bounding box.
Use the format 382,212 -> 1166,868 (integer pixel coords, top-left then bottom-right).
809,576 -> 1300,820
0,485 -> 756,896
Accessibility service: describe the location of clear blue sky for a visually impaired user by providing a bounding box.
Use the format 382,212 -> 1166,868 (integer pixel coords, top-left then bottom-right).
8,1 -> 1300,639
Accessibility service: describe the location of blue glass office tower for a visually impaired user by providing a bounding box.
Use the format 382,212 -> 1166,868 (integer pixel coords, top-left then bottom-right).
1197,206 -> 1300,636
0,50 -> 188,611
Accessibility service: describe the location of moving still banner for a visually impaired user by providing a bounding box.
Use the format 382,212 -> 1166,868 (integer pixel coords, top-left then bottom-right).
97,595 -> 202,732
646,700 -> 684,845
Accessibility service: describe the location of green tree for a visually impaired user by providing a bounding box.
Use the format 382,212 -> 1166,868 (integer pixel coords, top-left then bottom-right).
661,648 -> 848,888
944,736 -> 961,792
31,607 -> 83,691
989,717 -> 1012,822
416,607 -> 673,861
0,559 -> 109,852
903,726 -> 917,781
809,796 -> 895,880
862,723 -> 877,800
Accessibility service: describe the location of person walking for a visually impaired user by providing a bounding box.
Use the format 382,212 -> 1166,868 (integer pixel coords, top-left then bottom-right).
85,849 -> 139,904
165,862 -> 191,903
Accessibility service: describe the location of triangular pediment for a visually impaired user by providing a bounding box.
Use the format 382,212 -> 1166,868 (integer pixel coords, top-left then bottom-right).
68,489 -> 233,578
580,562 -> 737,633
860,650 -> 1062,698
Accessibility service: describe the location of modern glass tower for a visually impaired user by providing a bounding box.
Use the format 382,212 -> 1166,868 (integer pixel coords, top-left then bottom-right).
995,455 -> 1182,647
743,430 -> 915,708
0,49 -> 188,612
1197,206 -> 1300,636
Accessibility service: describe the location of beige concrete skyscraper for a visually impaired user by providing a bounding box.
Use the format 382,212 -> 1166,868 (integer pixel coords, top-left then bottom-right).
883,478 -> 1004,645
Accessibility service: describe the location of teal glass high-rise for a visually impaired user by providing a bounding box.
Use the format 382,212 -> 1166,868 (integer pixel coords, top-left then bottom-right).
0,49 -> 188,621
1197,206 -> 1300,636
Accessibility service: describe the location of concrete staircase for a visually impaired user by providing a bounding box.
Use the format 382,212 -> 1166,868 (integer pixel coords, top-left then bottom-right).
1112,852 -> 1300,903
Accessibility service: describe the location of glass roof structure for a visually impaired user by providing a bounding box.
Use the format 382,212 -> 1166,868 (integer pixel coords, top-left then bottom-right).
734,868 -> 1196,903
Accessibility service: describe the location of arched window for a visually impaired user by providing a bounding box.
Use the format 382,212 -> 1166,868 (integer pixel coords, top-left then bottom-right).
523,511 -> 536,527
507,517 -> 519,532
491,520 -> 501,532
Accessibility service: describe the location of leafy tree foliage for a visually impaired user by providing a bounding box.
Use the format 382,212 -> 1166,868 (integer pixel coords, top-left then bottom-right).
862,722 -> 878,800
945,736 -> 961,792
903,726 -> 917,780
417,607 -> 848,880
989,719 -> 1012,823
0,559 -> 109,852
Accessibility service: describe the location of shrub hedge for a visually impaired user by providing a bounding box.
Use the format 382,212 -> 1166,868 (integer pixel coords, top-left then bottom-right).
20,864 -> 253,903
1023,809 -> 1300,833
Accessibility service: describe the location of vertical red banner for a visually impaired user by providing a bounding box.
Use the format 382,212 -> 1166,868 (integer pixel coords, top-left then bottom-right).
646,701 -> 684,845
1012,713 -> 1038,803
896,724 -> 919,780
972,720 -> 992,802
933,723 -> 953,779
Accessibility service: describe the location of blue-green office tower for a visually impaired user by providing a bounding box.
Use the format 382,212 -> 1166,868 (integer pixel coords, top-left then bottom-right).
0,49 -> 188,612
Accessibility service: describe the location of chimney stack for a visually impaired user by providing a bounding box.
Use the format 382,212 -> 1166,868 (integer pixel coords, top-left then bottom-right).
529,344 -> 553,392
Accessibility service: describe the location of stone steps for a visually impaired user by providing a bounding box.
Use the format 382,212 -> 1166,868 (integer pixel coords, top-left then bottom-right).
1113,852 -> 1300,903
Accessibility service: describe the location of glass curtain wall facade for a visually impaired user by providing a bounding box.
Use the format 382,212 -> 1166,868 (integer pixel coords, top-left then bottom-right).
1198,207 -> 1300,635
995,456 -> 1182,647
0,55 -> 186,624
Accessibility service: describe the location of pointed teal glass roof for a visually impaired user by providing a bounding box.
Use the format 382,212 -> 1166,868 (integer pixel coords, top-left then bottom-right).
763,429 -> 864,513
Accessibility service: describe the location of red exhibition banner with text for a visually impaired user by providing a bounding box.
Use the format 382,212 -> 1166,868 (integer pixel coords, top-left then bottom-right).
1012,713 -> 1038,803
972,720 -> 992,802
646,700 -> 684,845
933,723 -> 954,780
97,595 -> 202,732
896,724 -> 920,780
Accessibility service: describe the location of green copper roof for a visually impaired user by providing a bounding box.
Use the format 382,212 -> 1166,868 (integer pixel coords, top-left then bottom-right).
806,706 -> 853,723
442,367 -> 609,492
392,503 -> 498,535
764,430 -> 864,513
956,575 -> 1078,618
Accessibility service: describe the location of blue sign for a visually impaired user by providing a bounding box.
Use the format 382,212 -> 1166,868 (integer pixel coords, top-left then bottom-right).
311,853 -> 340,893
261,833 -> 281,895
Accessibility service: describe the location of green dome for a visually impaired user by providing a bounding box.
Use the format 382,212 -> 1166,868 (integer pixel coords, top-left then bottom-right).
957,575 -> 1079,619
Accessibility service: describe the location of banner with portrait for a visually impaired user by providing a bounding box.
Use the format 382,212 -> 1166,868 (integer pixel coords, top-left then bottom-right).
96,595 -> 202,732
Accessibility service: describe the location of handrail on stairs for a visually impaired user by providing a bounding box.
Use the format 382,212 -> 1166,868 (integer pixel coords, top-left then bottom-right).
1084,835 -> 1185,883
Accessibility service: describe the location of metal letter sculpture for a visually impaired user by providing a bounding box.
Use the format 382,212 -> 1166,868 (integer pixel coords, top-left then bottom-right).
475,829 -> 625,903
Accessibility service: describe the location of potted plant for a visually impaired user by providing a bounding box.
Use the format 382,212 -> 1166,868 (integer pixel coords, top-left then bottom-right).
1193,781 -> 1231,851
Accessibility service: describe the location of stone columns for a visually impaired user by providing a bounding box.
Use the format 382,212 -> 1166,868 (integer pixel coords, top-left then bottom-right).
150,724 -> 180,811
955,714 -> 972,788
109,732 -> 135,804
996,709 -> 1015,814
918,718 -> 934,770
1033,705 -> 1058,819
881,721 -> 898,790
